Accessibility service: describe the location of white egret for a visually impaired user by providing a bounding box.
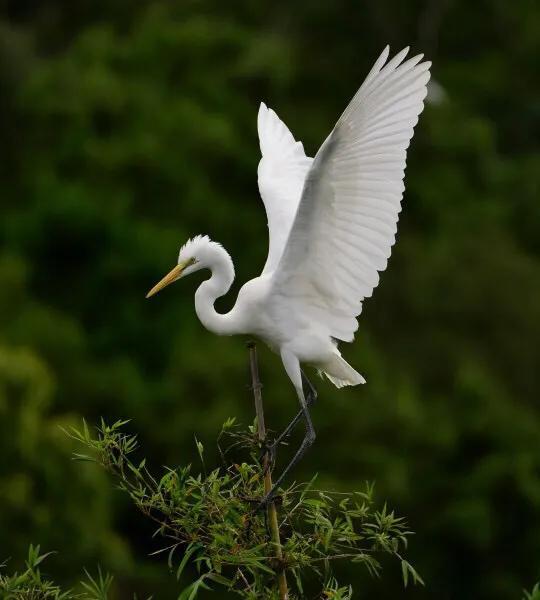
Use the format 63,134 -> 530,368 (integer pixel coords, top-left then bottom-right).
147,46 -> 431,501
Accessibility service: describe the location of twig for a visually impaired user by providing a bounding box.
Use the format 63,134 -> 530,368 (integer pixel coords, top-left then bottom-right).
247,342 -> 289,600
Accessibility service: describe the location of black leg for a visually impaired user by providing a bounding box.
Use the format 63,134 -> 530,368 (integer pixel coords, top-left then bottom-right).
266,371 -> 317,455
257,374 -> 317,509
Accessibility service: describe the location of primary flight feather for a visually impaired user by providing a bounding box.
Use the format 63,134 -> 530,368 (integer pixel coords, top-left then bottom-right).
147,46 -> 431,500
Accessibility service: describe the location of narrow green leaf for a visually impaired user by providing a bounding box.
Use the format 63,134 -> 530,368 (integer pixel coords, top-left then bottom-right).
176,544 -> 199,581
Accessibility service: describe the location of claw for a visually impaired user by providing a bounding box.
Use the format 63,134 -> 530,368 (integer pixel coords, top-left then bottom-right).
258,439 -> 277,471
255,491 -> 282,512
260,432 -> 293,465
256,496 -> 270,512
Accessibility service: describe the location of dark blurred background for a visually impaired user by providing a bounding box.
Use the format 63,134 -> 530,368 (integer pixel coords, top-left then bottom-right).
0,0 -> 539,597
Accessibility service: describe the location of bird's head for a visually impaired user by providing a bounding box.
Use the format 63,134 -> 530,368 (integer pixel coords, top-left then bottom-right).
146,235 -> 225,299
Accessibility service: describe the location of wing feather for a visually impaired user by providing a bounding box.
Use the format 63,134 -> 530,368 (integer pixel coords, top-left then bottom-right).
257,103 -> 313,275
269,47 -> 431,342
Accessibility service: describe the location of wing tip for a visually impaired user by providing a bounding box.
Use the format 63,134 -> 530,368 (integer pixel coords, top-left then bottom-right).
381,44 -> 433,71
391,46 -> 411,68
257,101 -> 303,158
258,101 -> 268,123
380,44 -> 390,65
258,101 -> 273,154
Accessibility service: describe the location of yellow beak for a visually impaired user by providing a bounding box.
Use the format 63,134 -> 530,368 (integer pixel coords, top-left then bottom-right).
146,264 -> 185,298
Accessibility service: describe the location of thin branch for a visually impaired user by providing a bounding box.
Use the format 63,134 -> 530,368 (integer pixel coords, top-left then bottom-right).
248,342 -> 289,600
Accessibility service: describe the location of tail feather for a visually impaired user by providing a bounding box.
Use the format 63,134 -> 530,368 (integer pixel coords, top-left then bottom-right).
322,354 -> 366,388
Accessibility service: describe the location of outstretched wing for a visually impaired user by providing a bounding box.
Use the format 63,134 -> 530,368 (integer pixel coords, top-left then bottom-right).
269,47 -> 431,342
257,103 -> 313,275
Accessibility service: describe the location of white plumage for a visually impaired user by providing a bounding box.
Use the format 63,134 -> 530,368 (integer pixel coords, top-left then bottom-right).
267,46 -> 430,360
147,46 -> 431,489
257,102 -> 313,275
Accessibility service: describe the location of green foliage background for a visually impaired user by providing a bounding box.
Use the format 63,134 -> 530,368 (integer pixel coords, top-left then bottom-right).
0,0 -> 539,597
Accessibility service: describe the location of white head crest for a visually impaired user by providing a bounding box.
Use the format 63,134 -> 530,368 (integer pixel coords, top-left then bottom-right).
178,235 -> 224,264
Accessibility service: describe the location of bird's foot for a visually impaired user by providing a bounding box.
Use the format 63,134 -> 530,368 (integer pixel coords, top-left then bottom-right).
255,490 -> 282,512
258,439 -> 278,471
259,431 -> 294,464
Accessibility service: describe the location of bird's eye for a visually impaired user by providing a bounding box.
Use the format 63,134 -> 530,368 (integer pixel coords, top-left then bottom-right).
187,257 -> 197,266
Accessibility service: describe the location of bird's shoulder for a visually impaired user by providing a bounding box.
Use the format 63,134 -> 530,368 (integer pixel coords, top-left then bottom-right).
237,275 -> 273,304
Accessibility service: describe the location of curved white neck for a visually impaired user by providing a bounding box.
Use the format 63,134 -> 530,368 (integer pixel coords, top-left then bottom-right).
194,245 -> 238,336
